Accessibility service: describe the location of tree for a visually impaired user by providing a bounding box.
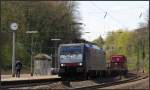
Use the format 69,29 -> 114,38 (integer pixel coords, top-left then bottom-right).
92,35 -> 104,48
0,1 -> 82,71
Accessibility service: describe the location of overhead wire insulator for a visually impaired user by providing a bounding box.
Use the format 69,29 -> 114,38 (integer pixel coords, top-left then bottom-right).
139,12 -> 142,18
104,12 -> 107,19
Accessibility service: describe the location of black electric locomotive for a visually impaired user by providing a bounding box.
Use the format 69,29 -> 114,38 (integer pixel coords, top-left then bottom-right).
58,43 -> 106,79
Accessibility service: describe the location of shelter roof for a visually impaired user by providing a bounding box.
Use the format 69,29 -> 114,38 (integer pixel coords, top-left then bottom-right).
34,53 -> 52,60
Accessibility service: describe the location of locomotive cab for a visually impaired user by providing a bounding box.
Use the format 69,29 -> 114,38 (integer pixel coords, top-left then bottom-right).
110,55 -> 128,76
58,43 -> 85,78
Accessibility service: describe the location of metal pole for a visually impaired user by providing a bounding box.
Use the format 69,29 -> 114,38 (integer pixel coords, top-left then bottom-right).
0,60 -> 1,86
136,42 -> 139,75
12,31 -> 16,77
0,34 -> 1,86
26,31 -> 38,76
31,35 -> 33,76
55,41 -> 57,68
142,40 -> 145,73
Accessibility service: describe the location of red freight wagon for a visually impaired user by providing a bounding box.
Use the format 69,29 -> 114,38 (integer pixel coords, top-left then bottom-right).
110,55 -> 127,63
110,55 -> 128,76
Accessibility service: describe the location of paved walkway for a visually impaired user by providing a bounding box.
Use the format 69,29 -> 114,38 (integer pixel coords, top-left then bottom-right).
1,74 -> 59,81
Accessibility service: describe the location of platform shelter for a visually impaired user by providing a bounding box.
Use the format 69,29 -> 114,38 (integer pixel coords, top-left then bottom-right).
34,53 -> 52,75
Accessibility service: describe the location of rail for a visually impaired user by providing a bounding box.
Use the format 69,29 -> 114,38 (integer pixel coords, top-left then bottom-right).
1,73 -> 148,89
73,74 -> 148,89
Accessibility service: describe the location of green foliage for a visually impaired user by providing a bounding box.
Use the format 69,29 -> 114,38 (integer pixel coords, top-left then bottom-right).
0,1 -> 82,72
93,24 -> 149,72
92,35 -> 104,48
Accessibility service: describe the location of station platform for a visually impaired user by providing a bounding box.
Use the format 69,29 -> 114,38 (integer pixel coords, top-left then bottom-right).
1,74 -> 59,82
1,74 -> 60,86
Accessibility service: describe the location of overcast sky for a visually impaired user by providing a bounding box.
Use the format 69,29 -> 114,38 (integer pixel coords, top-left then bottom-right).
77,1 -> 149,41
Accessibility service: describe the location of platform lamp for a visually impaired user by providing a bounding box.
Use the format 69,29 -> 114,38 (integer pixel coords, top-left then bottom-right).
10,22 -> 18,77
51,38 -> 61,68
26,31 -> 38,76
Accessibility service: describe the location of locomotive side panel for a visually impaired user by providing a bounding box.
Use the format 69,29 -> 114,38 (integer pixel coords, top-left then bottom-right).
85,45 -> 106,71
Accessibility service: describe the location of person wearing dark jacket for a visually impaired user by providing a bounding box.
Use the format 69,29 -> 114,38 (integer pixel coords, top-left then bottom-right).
15,60 -> 22,77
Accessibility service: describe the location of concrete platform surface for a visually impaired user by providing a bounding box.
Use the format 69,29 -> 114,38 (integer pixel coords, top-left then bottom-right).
1,74 -> 59,81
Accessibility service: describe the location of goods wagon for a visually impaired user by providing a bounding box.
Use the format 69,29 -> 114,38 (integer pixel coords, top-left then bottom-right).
109,55 -> 128,76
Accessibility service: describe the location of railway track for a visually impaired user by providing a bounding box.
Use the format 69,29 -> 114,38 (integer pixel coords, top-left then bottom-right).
1,73 -> 148,89
73,73 -> 148,89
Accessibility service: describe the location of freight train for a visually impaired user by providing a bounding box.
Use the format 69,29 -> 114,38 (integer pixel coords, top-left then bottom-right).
58,43 -> 128,79
108,55 -> 128,76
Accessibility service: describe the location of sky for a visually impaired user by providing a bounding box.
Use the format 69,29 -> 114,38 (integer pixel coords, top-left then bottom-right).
76,1 -> 149,41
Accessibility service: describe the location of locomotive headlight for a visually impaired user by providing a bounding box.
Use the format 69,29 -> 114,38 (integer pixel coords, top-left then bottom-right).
78,63 -> 82,66
61,64 -> 65,67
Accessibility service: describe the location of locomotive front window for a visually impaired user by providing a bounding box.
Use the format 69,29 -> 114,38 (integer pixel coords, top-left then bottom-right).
60,46 -> 82,54
59,46 -> 83,63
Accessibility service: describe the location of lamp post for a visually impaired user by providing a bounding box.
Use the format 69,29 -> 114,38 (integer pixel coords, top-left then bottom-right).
141,40 -> 145,73
51,39 -> 61,68
139,39 -> 145,73
10,22 -> 18,77
136,41 -> 140,75
26,31 -> 38,76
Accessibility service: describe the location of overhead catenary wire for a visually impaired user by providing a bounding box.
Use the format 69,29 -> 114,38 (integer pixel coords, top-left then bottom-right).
89,2 -> 113,31
81,2 -> 117,35
90,1 -> 127,28
90,1 -> 147,13
87,5 -> 147,14
90,1 -> 145,29
107,6 -> 147,12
